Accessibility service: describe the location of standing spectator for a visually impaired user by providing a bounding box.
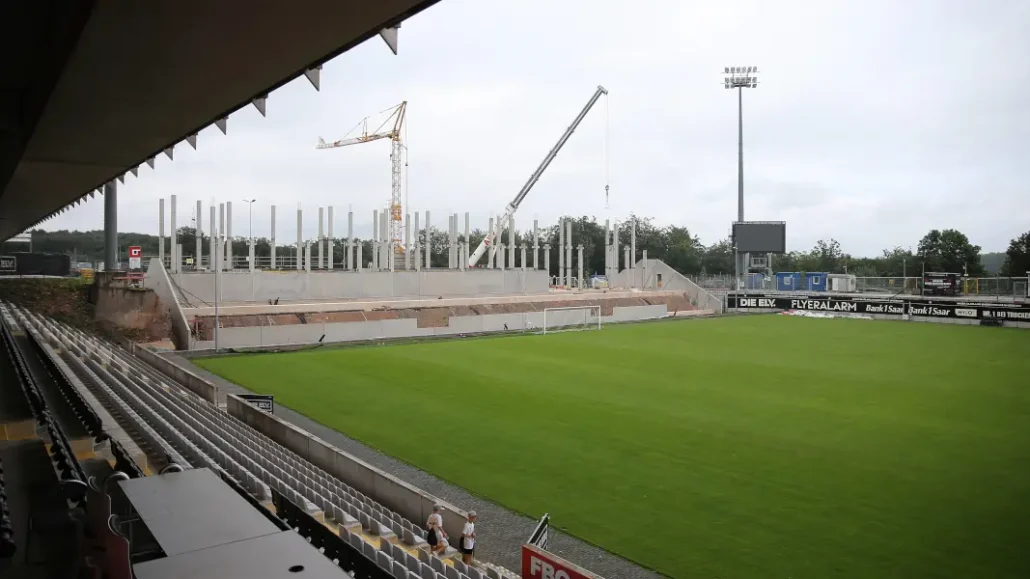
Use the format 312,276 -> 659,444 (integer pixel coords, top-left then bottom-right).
426,505 -> 447,555
460,511 -> 477,564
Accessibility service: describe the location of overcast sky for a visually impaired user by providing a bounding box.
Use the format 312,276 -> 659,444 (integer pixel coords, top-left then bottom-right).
43,0 -> 1030,256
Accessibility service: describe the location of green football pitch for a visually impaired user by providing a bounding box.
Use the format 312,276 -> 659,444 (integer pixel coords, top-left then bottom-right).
196,316 -> 1030,579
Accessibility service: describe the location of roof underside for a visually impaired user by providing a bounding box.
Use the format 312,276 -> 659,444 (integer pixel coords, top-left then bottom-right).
0,0 -> 439,241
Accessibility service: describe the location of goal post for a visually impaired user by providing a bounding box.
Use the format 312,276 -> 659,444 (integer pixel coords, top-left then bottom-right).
541,306 -> 602,334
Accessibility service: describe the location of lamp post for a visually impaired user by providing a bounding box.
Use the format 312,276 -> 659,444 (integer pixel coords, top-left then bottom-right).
723,66 -> 759,288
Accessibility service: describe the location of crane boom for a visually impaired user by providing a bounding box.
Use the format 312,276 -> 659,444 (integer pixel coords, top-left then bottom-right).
468,85 -> 608,268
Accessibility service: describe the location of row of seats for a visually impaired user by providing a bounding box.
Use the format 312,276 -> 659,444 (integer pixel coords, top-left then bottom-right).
13,306 -> 512,579
23,328 -> 107,444
0,459 -> 14,558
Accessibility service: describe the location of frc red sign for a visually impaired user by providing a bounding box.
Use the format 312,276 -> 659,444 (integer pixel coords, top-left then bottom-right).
128,246 -> 142,258
522,544 -> 602,579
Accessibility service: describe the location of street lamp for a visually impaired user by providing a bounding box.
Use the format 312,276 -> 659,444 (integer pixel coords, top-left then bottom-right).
723,66 -> 759,288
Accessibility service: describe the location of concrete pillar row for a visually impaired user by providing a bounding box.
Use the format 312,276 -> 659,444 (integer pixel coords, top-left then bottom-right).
270,205 -> 277,270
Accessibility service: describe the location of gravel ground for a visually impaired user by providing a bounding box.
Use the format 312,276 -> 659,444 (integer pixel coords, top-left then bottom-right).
169,353 -> 664,579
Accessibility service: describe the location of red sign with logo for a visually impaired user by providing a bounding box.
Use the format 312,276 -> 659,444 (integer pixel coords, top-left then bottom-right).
522,544 -> 602,579
128,246 -> 142,258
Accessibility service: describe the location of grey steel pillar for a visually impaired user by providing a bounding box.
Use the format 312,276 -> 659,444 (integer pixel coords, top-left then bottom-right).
226,201 -> 233,271
630,218 -> 637,287
413,212 -> 421,272
463,212 -> 470,271
508,215 -> 516,270
532,219 -> 539,270
296,204 -> 302,270
170,195 -> 178,273
543,244 -> 550,279
577,244 -> 584,290
486,217 -> 495,269
404,213 -> 411,270
347,210 -> 354,271
317,207 -> 325,269
209,205 -> 217,271
372,210 -> 379,271
196,200 -> 203,271
327,206 -> 334,270
558,218 -> 565,287
424,211 -> 431,269
270,205 -> 277,269
104,181 -> 118,270
158,198 -> 165,267
565,220 -> 572,289
520,245 -> 527,272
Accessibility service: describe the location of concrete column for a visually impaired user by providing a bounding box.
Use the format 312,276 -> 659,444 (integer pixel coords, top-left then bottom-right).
642,250 -> 649,288
176,243 -> 182,274
605,219 -> 610,280
103,181 -> 117,270
463,212 -> 470,271
383,211 -> 391,271
486,217 -> 495,269
558,218 -> 565,287
498,243 -> 505,270
372,210 -> 379,271
447,215 -> 454,269
520,245 -> 527,272
630,218 -> 637,287
544,244 -> 551,279
270,205 -> 277,270
413,212 -> 421,272
296,204 -> 302,271
219,203 -> 225,270
196,200 -> 202,271
170,195 -> 178,273
347,210 -> 354,271
424,211 -> 431,269
624,246 -> 631,282
508,215 -> 516,269
532,219 -> 539,270
404,213 -> 411,270
249,240 -> 255,273
304,242 -> 312,272
327,206 -> 334,270
317,207 -> 324,269
158,198 -> 165,267
226,201 -> 233,270
578,244 -> 584,289
613,221 -> 620,275
565,220 -> 572,290
209,205 -> 217,271
357,242 -> 363,272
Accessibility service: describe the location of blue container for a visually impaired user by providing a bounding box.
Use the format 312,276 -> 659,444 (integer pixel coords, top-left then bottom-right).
804,272 -> 828,292
775,272 -> 801,291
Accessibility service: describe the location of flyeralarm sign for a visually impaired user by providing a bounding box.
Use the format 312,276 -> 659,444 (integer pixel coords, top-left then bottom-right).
523,544 -> 604,579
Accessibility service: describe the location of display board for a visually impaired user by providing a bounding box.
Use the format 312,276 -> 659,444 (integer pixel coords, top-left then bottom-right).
238,394 -> 274,414
129,246 -> 142,270
732,221 -> 786,253
727,292 -> 1030,322
0,255 -> 15,273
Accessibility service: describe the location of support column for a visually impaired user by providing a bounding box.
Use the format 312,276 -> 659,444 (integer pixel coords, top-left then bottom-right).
327,206 -> 334,270
347,210 -> 354,271
413,212 -> 421,272
642,250 -> 649,288
170,195 -> 178,273
356,242 -> 363,272
104,181 -> 118,270
543,244 -> 551,281
565,220 -> 572,290
520,245 -> 527,272
404,213 -> 411,270
219,203 -> 226,270
296,204 -> 302,271
158,197 -> 165,268
558,218 -> 565,287
447,215 -> 454,269
196,200 -> 202,271
317,207 -> 325,270
463,212 -> 470,271
486,217 -> 495,269
630,218 -> 637,288
424,211 -> 431,269
498,243 -> 505,270
226,201 -> 233,271
304,243 -> 312,272
270,205 -> 277,270
249,240 -> 255,273
209,205 -> 217,272
624,246 -> 630,285
577,244 -> 584,290
509,215 -> 516,270
372,210 -> 379,271
613,220 -> 620,275
604,219 -> 611,280
532,219 -> 539,270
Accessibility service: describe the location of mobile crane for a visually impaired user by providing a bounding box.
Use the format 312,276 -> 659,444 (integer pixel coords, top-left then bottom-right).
467,85 -> 608,268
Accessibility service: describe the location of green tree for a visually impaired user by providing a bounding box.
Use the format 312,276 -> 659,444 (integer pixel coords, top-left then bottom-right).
917,229 -> 984,275
1001,231 -> 1030,276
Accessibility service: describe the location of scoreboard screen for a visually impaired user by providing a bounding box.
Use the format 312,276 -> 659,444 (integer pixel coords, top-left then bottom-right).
922,272 -> 960,296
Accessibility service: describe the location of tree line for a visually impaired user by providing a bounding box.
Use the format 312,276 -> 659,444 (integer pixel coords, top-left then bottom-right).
5,219 -> 1029,278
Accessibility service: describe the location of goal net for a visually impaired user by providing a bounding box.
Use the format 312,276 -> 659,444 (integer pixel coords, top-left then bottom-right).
542,306 -> 602,334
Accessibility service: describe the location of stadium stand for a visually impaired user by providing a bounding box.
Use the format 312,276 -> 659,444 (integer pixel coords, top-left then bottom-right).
3,300 -> 518,579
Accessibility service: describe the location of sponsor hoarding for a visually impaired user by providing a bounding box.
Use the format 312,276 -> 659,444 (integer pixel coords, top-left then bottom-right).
523,544 -> 602,579
0,255 -> 15,272
727,293 -> 1030,322
238,394 -> 274,414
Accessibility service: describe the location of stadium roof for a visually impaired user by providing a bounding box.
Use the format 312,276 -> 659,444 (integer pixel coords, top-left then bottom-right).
0,0 -> 440,241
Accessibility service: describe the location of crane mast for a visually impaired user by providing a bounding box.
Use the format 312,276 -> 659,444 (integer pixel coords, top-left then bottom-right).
468,85 -> 608,268
317,102 -> 407,251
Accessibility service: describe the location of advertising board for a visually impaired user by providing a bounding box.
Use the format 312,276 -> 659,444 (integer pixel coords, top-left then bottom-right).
238,394 -> 274,414
522,544 -> 603,579
129,246 -> 142,270
0,255 -> 15,273
727,293 -> 1030,322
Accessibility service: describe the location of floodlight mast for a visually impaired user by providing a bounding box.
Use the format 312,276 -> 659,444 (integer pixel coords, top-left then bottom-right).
723,66 -> 759,289
467,85 -> 609,268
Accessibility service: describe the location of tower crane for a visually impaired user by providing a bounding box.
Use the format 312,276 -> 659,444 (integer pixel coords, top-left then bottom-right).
317,101 -> 407,251
468,85 -> 608,268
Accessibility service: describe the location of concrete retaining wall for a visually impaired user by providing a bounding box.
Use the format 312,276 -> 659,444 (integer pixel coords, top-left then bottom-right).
193,304 -> 671,350
144,258 -> 192,349
620,259 -> 724,313
175,269 -> 549,304
226,394 -> 468,540
134,344 -> 218,403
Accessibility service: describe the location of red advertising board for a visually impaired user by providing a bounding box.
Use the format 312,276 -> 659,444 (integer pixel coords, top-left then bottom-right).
128,246 -> 142,258
522,544 -> 603,579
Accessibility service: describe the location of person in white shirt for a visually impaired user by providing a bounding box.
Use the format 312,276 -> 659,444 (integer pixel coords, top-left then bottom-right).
426,504 -> 447,555
460,511 -> 477,564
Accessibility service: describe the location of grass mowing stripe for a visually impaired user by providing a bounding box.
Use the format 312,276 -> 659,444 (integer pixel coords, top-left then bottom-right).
197,316 -> 1030,579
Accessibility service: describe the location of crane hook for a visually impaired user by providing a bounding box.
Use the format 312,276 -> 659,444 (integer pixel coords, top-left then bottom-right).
605,184 -> 610,209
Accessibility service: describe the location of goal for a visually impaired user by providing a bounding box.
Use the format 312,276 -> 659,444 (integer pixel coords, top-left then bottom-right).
542,306 -> 602,334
